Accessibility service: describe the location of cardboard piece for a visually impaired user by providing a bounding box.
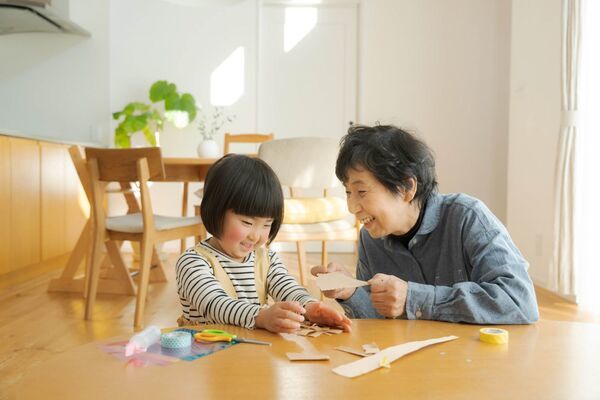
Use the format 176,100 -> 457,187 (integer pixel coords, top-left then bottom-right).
362,343 -> 380,354
316,272 -> 369,291
334,346 -> 369,357
332,336 -> 459,378
287,352 -> 330,361
296,322 -> 343,337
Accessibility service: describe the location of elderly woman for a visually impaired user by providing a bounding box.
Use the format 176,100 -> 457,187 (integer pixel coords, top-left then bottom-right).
312,124 -> 539,324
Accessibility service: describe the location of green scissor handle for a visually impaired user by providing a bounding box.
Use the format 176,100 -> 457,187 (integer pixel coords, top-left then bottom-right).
202,329 -> 237,339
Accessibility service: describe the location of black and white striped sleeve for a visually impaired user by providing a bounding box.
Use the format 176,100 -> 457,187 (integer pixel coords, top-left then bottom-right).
266,250 -> 317,306
175,251 -> 261,329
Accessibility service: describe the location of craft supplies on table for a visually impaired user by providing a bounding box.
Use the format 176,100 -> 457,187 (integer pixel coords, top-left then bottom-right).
99,329 -> 237,367
125,325 -> 161,356
479,328 -> 509,344
160,331 -> 192,349
194,329 -> 271,346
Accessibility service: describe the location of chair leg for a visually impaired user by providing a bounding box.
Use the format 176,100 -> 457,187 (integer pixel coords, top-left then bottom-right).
149,247 -> 168,283
84,233 -> 105,320
180,182 -> 189,253
134,237 -> 153,330
321,241 -> 328,267
296,241 -> 307,286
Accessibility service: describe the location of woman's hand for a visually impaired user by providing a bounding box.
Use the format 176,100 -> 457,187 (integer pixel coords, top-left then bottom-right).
304,301 -> 352,332
310,262 -> 356,301
368,273 -> 408,318
254,301 -> 306,333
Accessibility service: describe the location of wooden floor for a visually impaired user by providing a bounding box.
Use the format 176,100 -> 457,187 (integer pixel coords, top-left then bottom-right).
1,251 -> 599,399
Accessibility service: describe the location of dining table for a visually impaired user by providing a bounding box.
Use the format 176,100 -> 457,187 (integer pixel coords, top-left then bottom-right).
11,319 -> 600,399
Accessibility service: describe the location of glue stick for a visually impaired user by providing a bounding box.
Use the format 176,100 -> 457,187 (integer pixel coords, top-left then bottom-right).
125,325 -> 161,356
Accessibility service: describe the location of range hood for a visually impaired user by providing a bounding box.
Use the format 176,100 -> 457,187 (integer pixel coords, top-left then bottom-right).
0,0 -> 89,35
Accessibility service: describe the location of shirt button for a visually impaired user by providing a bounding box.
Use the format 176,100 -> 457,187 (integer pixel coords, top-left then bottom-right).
415,310 -> 422,318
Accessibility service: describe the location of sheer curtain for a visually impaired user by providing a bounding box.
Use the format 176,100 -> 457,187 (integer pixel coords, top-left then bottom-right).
576,0 -> 600,307
549,0 -> 581,298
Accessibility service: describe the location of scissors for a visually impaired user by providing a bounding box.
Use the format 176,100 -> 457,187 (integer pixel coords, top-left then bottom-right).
194,329 -> 271,346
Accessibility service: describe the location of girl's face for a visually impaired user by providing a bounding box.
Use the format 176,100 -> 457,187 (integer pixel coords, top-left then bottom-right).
344,167 -> 420,239
211,210 -> 273,262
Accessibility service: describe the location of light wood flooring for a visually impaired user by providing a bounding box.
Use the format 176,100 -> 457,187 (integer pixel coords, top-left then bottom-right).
1,251 -> 599,399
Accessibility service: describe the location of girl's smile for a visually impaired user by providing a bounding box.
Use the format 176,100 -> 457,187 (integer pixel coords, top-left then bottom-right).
210,210 -> 273,262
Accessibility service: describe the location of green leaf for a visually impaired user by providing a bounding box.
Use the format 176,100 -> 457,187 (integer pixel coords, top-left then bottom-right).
143,126 -> 157,146
180,93 -> 197,121
164,92 -> 181,111
114,127 -> 131,148
150,80 -> 177,102
121,114 -> 148,133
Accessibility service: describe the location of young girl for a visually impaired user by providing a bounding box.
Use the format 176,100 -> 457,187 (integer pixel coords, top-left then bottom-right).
176,154 -> 351,333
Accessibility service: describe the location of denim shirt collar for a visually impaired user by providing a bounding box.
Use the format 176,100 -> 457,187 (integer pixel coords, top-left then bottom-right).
383,192 -> 442,250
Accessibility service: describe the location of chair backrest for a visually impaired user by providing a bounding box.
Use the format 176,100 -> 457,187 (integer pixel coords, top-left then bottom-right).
84,147 -> 165,182
258,137 -> 341,190
224,133 -> 274,155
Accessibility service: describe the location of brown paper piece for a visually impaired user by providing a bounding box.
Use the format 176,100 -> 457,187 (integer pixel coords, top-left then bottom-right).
316,272 -> 369,291
332,336 -> 459,378
362,343 -> 380,354
287,352 -> 330,361
295,322 -> 344,337
335,346 -> 369,357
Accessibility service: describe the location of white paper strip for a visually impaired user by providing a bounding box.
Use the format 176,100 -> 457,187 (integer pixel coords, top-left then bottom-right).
332,335 -> 459,378
316,272 -> 369,291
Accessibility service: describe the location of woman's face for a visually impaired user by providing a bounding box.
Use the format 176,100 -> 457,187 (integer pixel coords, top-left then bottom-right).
212,210 -> 273,262
344,167 -> 420,238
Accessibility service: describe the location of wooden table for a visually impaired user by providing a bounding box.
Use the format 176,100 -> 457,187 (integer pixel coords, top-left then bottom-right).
163,157 -> 216,182
13,319 -> 600,399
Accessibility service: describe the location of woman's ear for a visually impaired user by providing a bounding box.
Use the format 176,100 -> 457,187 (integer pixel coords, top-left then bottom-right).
402,177 -> 418,202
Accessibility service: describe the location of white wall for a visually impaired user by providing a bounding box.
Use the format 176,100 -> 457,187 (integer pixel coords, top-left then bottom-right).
507,0 -> 561,288
0,0 -> 110,144
359,0 -> 511,221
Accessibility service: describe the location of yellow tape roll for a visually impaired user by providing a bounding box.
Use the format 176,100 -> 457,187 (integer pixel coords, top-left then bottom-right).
479,328 -> 509,344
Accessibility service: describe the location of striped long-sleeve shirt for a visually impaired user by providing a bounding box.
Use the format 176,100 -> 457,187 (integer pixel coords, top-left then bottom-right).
175,240 -> 316,329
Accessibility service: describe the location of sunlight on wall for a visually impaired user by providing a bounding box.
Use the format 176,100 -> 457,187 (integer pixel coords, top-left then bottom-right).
210,46 -> 245,106
284,7 -> 317,53
576,0 -> 600,308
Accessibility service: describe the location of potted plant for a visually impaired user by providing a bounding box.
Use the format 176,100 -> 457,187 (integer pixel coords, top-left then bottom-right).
112,80 -> 198,148
196,106 -> 236,157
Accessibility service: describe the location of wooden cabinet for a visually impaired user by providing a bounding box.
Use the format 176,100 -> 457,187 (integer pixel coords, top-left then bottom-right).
0,135 -> 87,289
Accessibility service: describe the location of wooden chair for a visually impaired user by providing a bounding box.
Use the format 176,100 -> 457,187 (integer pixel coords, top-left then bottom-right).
47,146 -> 138,297
85,147 -> 203,329
258,137 -> 359,285
223,133 -> 274,156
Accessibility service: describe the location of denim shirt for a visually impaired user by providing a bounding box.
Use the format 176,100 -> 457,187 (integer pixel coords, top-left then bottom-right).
339,192 -> 539,324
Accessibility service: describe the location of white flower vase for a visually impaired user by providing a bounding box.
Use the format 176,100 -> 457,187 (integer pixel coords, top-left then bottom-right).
197,139 -> 220,158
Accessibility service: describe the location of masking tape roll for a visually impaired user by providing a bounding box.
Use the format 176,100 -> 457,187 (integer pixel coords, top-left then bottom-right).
160,331 -> 192,349
479,328 -> 509,344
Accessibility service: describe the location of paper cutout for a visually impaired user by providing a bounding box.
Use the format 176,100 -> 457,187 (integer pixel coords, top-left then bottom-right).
316,272 -> 369,291
287,352 -> 330,361
379,356 -> 391,368
335,346 -> 368,357
296,322 -> 343,337
332,335 -> 459,378
362,342 -> 380,354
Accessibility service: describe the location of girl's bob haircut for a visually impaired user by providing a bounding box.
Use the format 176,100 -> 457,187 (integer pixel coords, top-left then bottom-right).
200,154 -> 284,244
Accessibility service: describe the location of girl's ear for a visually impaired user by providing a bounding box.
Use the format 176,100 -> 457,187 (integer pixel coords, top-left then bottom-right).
402,177 -> 418,202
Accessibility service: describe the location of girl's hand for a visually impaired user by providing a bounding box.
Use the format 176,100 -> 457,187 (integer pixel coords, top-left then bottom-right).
304,301 -> 352,332
310,262 -> 356,301
255,301 -> 306,333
